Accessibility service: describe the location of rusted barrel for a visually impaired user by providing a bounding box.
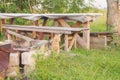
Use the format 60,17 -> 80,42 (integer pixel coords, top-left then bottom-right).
0,43 -> 12,79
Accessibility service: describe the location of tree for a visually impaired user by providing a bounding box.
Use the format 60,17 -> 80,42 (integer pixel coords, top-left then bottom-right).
0,0 -> 95,13
107,0 -> 120,35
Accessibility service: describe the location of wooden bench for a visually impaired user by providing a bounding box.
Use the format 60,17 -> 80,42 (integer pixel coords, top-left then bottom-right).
3,25 -> 89,52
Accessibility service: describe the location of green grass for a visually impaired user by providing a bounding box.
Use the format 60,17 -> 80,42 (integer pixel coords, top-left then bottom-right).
91,10 -> 107,32
27,47 -> 120,80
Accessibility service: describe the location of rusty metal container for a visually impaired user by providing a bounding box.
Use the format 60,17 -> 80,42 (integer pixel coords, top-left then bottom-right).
0,43 -> 12,79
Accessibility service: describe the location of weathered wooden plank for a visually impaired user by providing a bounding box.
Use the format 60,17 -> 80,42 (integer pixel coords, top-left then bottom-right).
7,30 -> 34,41
90,36 -> 107,49
3,25 -> 88,32
3,25 -> 72,34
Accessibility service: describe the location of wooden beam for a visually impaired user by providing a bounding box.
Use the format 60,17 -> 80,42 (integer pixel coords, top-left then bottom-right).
68,33 -> 77,51
7,30 -> 33,41
72,21 -> 82,28
33,20 -> 38,39
57,18 -> 71,27
3,25 -> 72,34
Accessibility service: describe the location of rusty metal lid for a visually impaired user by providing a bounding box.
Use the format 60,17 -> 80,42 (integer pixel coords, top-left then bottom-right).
0,44 -> 12,72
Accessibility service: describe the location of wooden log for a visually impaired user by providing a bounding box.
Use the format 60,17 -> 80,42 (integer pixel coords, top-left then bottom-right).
8,52 -> 20,67
83,22 -> 90,50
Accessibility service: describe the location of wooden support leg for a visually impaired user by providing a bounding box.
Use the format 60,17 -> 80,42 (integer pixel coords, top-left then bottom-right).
83,22 -> 90,50
1,19 -> 9,40
33,20 -> 38,39
0,71 -> 5,80
8,18 -> 15,40
0,20 -> 2,33
68,33 -> 77,51
64,35 -> 69,52
34,20 -> 44,40
52,34 -> 61,53
74,37 -> 77,49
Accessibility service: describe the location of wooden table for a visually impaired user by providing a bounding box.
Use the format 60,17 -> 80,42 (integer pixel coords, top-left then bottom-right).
0,13 -> 102,51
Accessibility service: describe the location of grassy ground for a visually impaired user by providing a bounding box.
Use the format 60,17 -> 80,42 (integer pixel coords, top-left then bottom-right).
27,47 -> 120,80
91,10 -> 107,32
26,10 -> 120,80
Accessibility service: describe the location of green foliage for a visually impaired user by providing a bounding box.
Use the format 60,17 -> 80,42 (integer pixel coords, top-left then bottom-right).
0,0 -> 97,13
26,47 -> 120,80
109,35 -> 120,49
91,10 -> 107,32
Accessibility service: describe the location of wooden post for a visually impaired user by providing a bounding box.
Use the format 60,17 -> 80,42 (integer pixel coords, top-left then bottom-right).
34,20 -> 43,40
1,19 -> 5,32
0,20 -> 2,33
8,18 -> 15,40
83,21 -> 90,50
52,34 -> 61,53
64,35 -> 69,52
1,19 -> 5,24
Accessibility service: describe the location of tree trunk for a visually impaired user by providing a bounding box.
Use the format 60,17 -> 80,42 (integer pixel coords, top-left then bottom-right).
107,0 -> 120,35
